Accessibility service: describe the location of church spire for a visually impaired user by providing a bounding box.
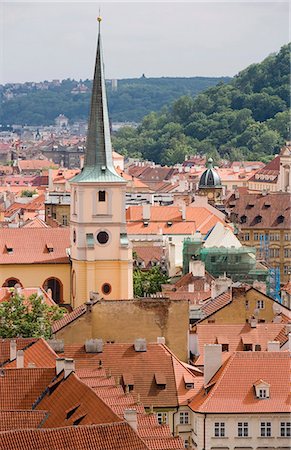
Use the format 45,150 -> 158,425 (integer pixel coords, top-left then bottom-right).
72,17 -> 124,183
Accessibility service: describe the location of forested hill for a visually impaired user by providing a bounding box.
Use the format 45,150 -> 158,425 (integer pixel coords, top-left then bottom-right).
0,76 -> 230,126
112,44 -> 290,164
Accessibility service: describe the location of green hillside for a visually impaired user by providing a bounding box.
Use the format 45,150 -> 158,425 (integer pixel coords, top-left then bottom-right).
112,44 -> 290,163
0,76 -> 230,126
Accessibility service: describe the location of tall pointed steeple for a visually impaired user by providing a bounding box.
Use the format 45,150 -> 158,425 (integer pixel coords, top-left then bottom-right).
72,17 -> 124,183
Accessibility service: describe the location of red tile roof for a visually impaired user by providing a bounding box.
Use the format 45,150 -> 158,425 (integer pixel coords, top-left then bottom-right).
189,351 -> 290,413
0,410 -> 48,431
0,423 -> 150,450
0,368 -> 56,409
0,228 -> 70,264
52,304 -> 87,333
18,160 -> 59,171
0,338 -> 38,365
199,290 -> 232,320
4,339 -> 57,369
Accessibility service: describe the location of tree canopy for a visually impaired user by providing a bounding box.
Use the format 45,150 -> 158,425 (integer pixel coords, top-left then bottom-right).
112,43 -> 290,163
0,291 -> 65,339
133,267 -> 168,297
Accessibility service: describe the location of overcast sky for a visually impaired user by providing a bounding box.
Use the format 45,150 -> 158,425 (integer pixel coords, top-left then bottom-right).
0,1 -> 289,84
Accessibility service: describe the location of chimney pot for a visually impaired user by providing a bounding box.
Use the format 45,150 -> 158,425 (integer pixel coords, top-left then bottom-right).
64,358 -> 75,379
85,338 -> 103,353
157,337 -> 165,345
134,338 -> 147,352
267,341 -> 280,352
56,357 -> 65,375
47,339 -> 64,353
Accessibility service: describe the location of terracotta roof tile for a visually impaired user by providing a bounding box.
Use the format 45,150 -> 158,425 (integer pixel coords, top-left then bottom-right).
52,304 -> 87,333
189,351 -> 290,413
0,423 -> 150,450
0,228 -> 70,264
0,338 -> 38,365
0,410 -> 48,431
4,339 -> 57,369
199,290 -> 232,320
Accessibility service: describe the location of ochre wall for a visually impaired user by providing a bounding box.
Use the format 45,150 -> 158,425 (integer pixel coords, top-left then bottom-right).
0,263 -> 71,303
201,288 -> 282,324
55,299 -> 189,361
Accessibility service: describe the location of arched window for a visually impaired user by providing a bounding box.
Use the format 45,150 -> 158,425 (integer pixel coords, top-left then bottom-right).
43,277 -> 63,304
2,278 -> 22,288
73,189 -> 77,215
98,190 -> 106,202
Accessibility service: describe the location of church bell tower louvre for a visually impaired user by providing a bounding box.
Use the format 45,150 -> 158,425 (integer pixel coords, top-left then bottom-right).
69,17 -> 133,307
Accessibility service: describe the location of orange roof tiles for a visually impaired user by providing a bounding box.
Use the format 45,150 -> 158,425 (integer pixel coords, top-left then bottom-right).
0,228 -> 70,264
18,160 -> 59,171
189,351 -> 290,413
0,338 -> 38,365
199,290 -> 232,320
52,304 -> 87,333
0,410 -> 48,431
0,368 -> 56,409
4,339 -> 57,369
0,423 -> 150,450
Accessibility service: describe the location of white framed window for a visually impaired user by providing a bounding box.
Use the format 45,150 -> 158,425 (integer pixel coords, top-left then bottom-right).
214,422 -> 225,437
244,233 -> 250,241
179,411 -> 189,425
156,412 -> 168,425
238,422 -> 248,437
259,388 -> 268,399
280,422 -> 291,437
254,233 -> 259,241
256,300 -> 264,309
260,422 -> 271,437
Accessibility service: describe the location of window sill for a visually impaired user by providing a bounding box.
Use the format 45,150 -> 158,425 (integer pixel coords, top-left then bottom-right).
212,437 -> 229,439
258,436 -> 274,439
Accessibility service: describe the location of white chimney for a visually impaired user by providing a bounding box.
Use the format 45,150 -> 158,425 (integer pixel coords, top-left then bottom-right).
157,337 -> 165,345
211,277 -> 231,299
250,318 -> 257,328
204,344 -> 222,385
85,339 -> 103,353
181,204 -> 186,221
134,338 -> 147,352
124,409 -> 138,432
267,341 -> 280,352
64,358 -> 75,379
142,204 -> 151,221
16,350 -> 24,368
288,333 -> 291,352
47,339 -> 64,353
10,340 -> 17,361
285,324 -> 291,335
56,357 -> 65,375
189,260 -> 205,278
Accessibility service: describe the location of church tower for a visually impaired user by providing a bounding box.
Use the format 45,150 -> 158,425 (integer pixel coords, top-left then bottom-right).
70,18 -> 133,307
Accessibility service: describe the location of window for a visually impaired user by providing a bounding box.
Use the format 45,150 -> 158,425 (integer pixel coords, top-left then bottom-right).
179,412 -> 189,425
280,422 -> 291,437
240,215 -> 247,224
156,412 -> 168,425
98,190 -> 106,202
284,233 -> 291,241
256,300 -> 264,309
284,265 -> 291,275
259,389 -> 268,399
260,422 -> 271,437
270,233 -> 280,241
244,233 -> 250,241
62,215 -> 68,226
222,344 -> 229,352
269,248 -> 280,258
254,344 -> 261,351
243,344 -> 252,351
101,283 -> 111,295
214,422 -> 225,437
284,248 -> 291,258
245,300 -> 249,310
97,231 -> 109,244
254,233 -> 259,241
210,256 -> 216,263
238,422 -> 248,437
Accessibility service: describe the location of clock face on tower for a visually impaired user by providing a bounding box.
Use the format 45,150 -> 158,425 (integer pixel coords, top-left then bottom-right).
97,231 -> 109,244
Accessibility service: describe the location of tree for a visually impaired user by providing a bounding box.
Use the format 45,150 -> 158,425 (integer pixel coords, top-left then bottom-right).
21,189 -> 38,197
0,292 -> 65,339
133,267 -> 168,297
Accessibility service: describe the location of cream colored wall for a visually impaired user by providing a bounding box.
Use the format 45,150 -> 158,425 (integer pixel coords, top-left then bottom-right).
193,413 -> 291,450
55,299 -> 189,362
0,263 -> 71,302
71,259 -> 133,307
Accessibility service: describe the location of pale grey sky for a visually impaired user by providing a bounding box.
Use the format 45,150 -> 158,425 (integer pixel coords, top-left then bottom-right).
0,1 -> 289,84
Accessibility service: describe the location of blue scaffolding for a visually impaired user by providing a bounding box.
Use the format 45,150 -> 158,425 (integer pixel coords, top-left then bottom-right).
259,233 -> 269,262
267,267 -> 281,303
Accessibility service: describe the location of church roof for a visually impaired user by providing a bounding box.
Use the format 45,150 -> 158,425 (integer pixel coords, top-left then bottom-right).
71,21 -> 124,184
199,158 -> 222,188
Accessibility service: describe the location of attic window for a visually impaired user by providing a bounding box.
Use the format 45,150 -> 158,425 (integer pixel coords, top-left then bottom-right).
5,243 -> 13,254
240,215 -> 247,224
122,373 -> 134,391
143,221 -> 149,227
73,414 -> 86,425
255,215 -> 262,224
183,374 -> 194,390
167,221 -> 173,227
247,202 -> 255,208
264,202 -> 271,208
277,215 -> 285,223
254,380 -> 270,399
46,243 -> 54,252
155,372 -> 167,389
66,404 -> 80,420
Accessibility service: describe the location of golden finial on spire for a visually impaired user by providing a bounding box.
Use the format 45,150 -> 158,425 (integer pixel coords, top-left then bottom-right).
97,15 -> 102,23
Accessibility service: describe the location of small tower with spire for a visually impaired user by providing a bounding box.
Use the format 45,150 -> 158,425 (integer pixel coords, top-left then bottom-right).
198,157 -> 223,205
70,17 -> 133,307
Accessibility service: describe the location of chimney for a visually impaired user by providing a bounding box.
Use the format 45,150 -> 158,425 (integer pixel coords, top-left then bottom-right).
189,260 -> 205,278
142,204 -> 151,221
250,317 -> 257,328
285,323 -> 291,335
124,409 -> 138,432
85,339 -> 103,353
10,340 -> 17,361
288,333 -> 291,352
27,362 -> 36,368
56,357 -> 65,375
211,276 -> 231,299
157,337 -> 165,345
64,358 -> 75,379
134,338 -> 147,352
47,339 -> 64,353
181,204 -> 186,221
16,350 -> 24,368
267,341 -> 280,352
204,344 -> 222,385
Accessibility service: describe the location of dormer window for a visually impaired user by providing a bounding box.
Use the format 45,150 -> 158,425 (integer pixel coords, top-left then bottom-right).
184,374 -> 194,390
46,243 -> 54,253
155,372 -> 166,389
5,243 -> 13,254
122,373 -> 134,391
255,215 -> 262,224
277,215 -> 285,223
254,379 -> 270,399
167,221 -> 173,227
240,215 -> 247,224
143,221 -> 149,227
